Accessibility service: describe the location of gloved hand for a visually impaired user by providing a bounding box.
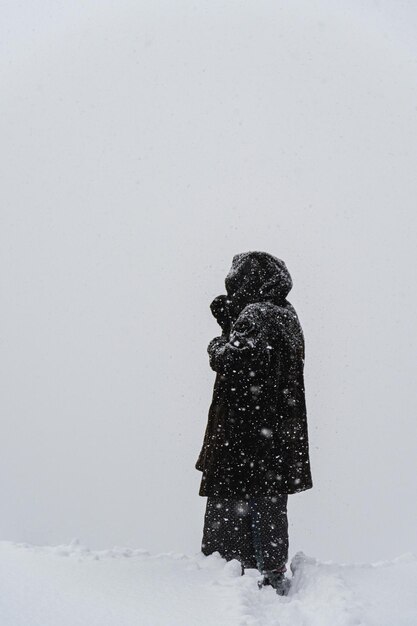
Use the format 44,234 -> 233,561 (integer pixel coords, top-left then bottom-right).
210,294 -> 232,335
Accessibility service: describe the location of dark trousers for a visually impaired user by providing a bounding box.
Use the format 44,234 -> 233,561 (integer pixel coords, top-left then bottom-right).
201,494 -> 289,572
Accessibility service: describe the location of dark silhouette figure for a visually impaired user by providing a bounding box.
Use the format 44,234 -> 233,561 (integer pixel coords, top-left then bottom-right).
195,251 -> 313,592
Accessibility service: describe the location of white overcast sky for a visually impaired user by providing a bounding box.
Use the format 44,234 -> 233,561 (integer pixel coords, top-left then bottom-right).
1,0 -> 417,562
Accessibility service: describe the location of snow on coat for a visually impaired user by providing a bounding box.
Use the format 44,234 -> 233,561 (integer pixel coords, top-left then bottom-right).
196,251 -> 313,497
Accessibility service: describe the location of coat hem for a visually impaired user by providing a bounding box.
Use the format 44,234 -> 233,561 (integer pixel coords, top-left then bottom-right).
198,481 -> 313,498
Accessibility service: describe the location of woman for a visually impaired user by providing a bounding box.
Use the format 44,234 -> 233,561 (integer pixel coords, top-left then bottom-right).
195,251 -> 313,594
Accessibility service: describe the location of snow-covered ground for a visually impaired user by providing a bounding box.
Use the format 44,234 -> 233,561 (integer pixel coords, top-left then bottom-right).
0,541 -> 416,626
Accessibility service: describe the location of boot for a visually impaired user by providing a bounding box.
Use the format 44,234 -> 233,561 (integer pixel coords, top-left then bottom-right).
257,568 -> 290,596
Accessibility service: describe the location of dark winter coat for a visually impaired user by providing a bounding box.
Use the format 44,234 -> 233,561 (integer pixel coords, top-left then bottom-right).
195,251 -> 313,498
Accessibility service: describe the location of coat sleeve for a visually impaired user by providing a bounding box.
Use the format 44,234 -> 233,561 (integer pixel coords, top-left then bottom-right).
207,306 -> 271,375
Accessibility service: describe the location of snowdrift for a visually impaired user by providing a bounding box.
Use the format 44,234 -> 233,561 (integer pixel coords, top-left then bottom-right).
0,540 -> 416,626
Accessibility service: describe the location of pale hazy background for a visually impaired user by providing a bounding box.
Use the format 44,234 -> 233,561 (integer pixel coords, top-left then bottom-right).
1,0 -> 416,563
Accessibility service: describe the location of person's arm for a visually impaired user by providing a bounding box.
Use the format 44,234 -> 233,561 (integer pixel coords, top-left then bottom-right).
207,305 -> 271,375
